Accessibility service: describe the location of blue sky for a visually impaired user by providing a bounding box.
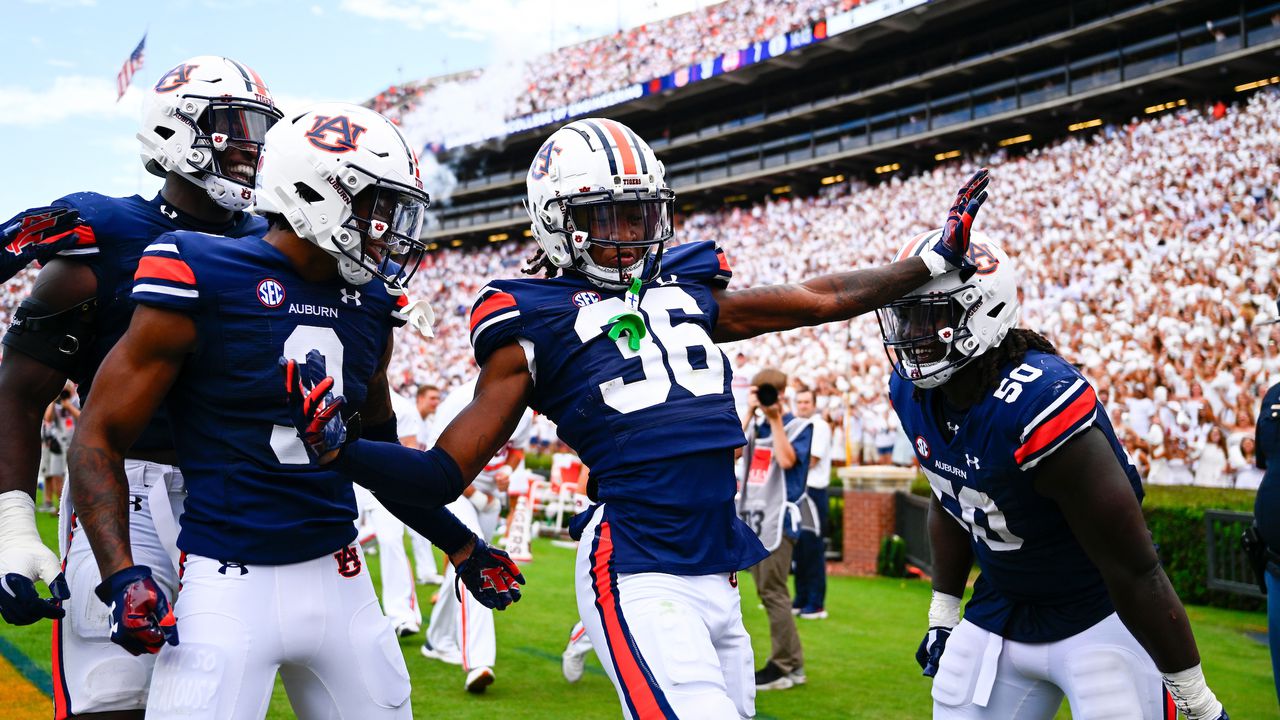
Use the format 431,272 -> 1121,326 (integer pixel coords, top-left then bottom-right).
2,0 -> 701,213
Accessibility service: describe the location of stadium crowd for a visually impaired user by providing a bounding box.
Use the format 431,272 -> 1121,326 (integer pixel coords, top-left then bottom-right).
3,91 -> 1275,491
371,0 -> 857,128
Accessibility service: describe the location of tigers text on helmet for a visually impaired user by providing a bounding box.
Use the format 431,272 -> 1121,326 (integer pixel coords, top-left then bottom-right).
876,230 -> 1020,389
137,56 -> 282,211
524,118 -> 674,290
253,102 -> 431,290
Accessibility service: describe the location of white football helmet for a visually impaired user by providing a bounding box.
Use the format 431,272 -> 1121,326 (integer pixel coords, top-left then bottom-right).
525,118 -> 674,289
254,102 -> 430,289
876,230 -> 1020,388
137,56 -> 282,211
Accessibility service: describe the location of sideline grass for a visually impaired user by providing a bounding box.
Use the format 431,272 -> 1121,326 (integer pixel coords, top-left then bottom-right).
1,513 -> 1272,718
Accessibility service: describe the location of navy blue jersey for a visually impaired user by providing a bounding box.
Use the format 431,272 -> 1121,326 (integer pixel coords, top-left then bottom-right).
890,349 -> 1144,642
1254,382 -> 1280,550
471,241 -> 765,574
132,232 -> 406,564
2,192 -> 264,452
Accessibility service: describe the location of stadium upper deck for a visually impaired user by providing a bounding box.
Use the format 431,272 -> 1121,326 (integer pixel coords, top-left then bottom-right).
372,0 -> 1280,247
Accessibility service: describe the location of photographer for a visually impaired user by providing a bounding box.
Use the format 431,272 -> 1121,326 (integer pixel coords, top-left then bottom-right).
737,368 -> 814,691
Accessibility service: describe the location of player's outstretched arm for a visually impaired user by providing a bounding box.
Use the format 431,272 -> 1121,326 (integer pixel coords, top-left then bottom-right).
1035,428 -> 1227,720
916,494 -> 972,677
69,305 -> 196,579
711,168 -> 989,343
328,342 -> 535,508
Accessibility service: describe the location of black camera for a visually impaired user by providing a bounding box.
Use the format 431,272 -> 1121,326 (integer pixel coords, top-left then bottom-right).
58,389 -> 72,402
756,383 -> 779,407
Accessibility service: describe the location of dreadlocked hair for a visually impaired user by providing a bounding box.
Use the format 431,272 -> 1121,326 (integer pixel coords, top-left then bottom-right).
522,246 -> 562,279
972,329 -> 1059,393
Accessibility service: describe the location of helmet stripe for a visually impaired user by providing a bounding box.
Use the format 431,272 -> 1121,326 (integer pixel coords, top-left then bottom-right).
895,231 -> 936,262
577,120 -> 618,176
619,123 -> 649,174
598,119 -> 638,175
226,58 -> 256,94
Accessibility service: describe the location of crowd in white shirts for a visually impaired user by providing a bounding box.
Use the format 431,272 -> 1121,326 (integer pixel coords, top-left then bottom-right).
4,90 -> 1276,489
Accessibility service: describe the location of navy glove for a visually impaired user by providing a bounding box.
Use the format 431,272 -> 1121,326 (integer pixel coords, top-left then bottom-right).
1,207 -> 88,284
281,349 -> 349,463
94,565 -> 178,656
929,168 -> 990,279
915,626 -> 951,677
455,538 -> 526,611
0,572 -> 69,625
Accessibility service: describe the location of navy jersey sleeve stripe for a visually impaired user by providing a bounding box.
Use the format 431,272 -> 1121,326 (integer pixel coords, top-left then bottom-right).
133,238 -> 200,312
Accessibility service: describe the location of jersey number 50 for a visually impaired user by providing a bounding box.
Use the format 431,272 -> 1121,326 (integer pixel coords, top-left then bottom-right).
573,286 -> 724,414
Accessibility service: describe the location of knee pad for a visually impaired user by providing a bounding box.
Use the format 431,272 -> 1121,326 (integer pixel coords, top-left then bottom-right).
80,655 -> 152,708
350,600 -> 411,708
931,622 -> 1000,709
147,641 -> 230,717
1059,646 -> 1151,719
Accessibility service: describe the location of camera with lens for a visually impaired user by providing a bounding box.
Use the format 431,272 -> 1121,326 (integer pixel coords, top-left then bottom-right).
750,368 -> 787,409
58,388 -> 72,402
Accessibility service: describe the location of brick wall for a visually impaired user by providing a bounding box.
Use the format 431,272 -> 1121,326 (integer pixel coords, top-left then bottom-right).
832,489 -> 896,576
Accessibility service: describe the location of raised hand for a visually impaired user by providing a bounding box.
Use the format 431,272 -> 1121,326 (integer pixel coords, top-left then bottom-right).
0,207 -> 89,283
94,565 -> 178,656
928,168 -> 990,278
281,349 -> 348,463
455,538 -> 526,611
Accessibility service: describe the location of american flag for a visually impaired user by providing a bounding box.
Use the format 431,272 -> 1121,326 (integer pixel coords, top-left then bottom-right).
116,34 -> 146,101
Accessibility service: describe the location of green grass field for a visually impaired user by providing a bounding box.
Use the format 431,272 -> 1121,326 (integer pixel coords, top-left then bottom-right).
1,513 -> 1273,719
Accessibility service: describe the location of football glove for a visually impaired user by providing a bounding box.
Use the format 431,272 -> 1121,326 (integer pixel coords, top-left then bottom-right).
923,168 -> 989,279
94,565 -> 178,656
0,490 -> 68,625
915,626 -> 950,677
1,206 -> 89,284
455,538 -> 526,611
281,349 -> 349,463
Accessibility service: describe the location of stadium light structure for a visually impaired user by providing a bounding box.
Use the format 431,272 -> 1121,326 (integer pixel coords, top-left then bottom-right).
723,193 -> 748,203
450,239 -> 463,247
427,243 -> 439,251
1143,98 -> 1187,114
772,185 -> 792,195
874,162 -> 900,174
488,232 -> 509,242
820,174 -> 845,185
1235,76 -> 1279,92
522,228 -> 533,237
997,134 -> 1032,147
933,150 -> 960,161
1068,119 -> 1102,132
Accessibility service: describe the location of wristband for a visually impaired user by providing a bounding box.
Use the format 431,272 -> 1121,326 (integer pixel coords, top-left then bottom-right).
928,590 -> 961,629
1162,664 -> 1223,720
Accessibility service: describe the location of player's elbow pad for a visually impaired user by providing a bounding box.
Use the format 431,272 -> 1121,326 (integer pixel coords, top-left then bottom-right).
337,440 -> 466,508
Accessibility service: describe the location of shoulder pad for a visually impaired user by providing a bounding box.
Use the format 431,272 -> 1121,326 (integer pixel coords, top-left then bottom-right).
659,241 -> 732,288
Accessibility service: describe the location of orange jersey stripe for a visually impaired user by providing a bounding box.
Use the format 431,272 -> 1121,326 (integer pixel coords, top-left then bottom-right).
1014,386 -> 1097,464
592,522 -> 664,719
135,255 -> 196,285
716,249 -> 731,272
600,119 -> 638,175
469,292 -> 516,332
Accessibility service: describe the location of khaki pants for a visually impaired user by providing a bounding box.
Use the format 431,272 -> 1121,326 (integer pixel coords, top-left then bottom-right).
749,534 -> 803,673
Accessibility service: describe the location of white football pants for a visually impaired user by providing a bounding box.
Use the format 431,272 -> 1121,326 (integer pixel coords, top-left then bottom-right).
425,495 -> 501,670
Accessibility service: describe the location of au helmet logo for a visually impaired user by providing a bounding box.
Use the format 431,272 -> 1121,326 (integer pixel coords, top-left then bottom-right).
305,115 -> 367,154
154,63 -> 199,93
257,278 -> 285,308
529,140 -> 561,181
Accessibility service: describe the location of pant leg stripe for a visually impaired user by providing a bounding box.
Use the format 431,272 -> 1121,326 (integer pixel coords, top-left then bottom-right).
589,521 -> 676,720
52,523 -> 72,719
1163,688 -> 1177,720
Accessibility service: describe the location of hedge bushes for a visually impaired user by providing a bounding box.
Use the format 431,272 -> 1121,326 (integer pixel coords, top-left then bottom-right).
1142,485 -> 1262,611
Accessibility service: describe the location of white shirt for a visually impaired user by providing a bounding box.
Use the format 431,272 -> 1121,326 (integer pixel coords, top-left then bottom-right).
390,391 -> 421,444
804,415 -> 832,489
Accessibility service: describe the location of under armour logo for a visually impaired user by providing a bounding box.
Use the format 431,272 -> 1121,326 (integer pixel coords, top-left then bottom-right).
340,289 -> 362,306
159,204 -> 178,220
965,454 -> 981,470
218,562 -> 248,576
129,496 -> 143,512
655,275 -> 680,286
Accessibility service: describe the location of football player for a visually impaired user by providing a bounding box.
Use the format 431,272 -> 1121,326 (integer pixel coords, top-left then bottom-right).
289,118 -> 989,719
67,103 -> 523,719
879,232 -> 1228,719
0,56 -> 281,720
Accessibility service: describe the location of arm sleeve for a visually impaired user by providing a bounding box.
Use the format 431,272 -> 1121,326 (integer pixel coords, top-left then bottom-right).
132,234 -> 202,313
469,284 -> 525,366
336,440 -> 468,509
1013,375 -> 1100,471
